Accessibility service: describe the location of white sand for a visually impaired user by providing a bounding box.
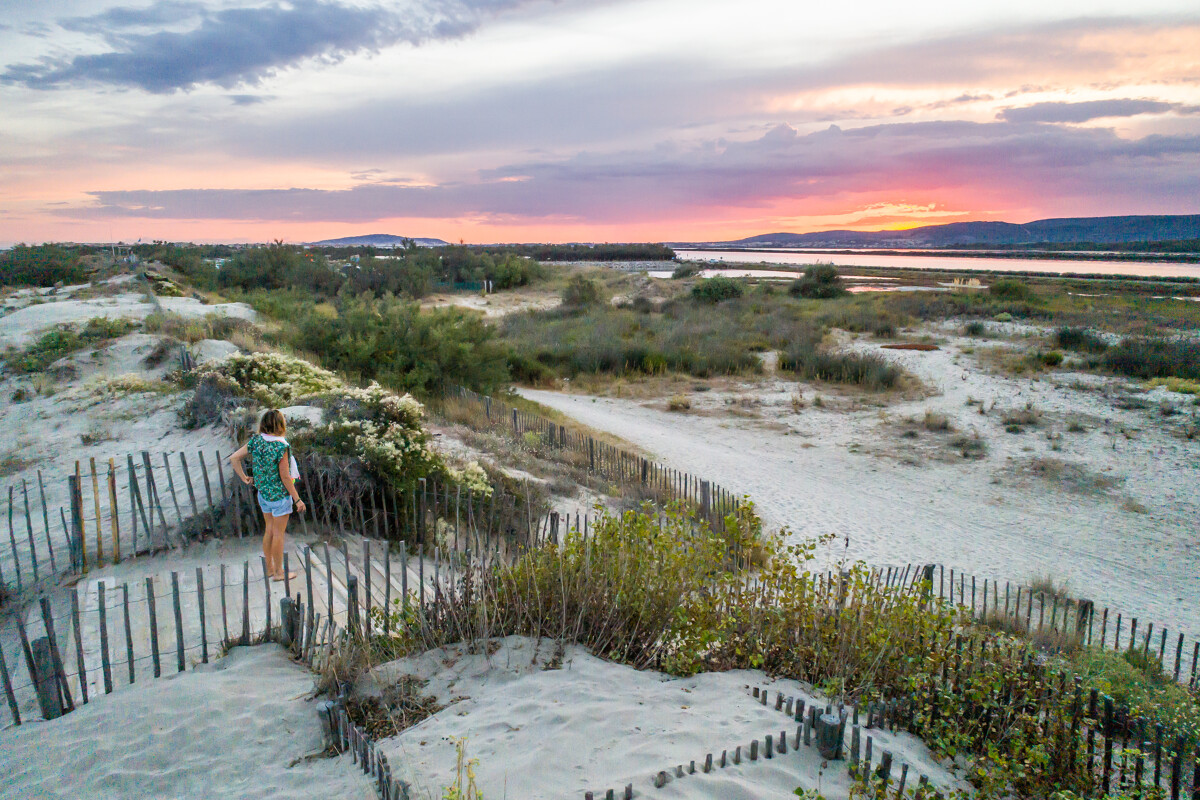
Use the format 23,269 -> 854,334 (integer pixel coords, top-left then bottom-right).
0,285 -> 255,349
0,337 -> 233,588
420,289 -> 561,318
0,279 -> 263,589
0,644 -> 374,800
369,636 -> 965,800
519,324 -> 1200,636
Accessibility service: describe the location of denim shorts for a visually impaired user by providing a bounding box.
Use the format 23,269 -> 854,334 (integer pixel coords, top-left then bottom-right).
257,493 -> 293,517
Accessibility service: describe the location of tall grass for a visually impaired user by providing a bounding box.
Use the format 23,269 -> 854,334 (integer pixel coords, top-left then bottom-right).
1103,336 -> 1200,381
502,298 -> 820,380
1053,326 -> 1109,354
332,503 -> 1199,799
779,338 -> 904,390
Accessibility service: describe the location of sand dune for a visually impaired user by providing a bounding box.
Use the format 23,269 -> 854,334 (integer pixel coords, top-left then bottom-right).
370,636 -> 965,800
0,644 -> 373,800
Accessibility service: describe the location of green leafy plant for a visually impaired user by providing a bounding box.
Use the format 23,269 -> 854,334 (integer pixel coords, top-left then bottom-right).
790,263 -> 847,299
691,275 -> 744,303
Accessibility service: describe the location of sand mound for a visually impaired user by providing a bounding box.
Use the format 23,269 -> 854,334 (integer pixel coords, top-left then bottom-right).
368,636 -> 962,799
0,283 -> 256,349
0,644 -> 373,800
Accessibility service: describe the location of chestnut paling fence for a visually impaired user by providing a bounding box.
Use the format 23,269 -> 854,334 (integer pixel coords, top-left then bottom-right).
2,526 -> 1199,799
0,402 -> 1196,797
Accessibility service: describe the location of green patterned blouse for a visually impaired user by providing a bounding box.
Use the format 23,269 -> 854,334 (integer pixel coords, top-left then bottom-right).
248,435 -> 290,502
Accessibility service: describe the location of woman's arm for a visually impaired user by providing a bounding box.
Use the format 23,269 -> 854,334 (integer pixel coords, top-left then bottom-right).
278,453 -> 307,514
229,444 -> 252,485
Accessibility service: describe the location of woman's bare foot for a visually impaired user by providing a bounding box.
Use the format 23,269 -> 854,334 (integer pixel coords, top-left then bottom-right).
271,572 -> 296,582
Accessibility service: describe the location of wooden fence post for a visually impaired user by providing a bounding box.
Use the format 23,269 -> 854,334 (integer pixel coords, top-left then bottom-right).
21,480 -> 39,580
107,460 -> 119,563
122,583 -> 134,684
37,471 -> 55,573
197,567 -> 208,664
0,639 -> 19,725
98,583 -> 113,694
171,571 -> 185,672
348,575 -> 360,639
88,460 -> 102,565
147,577 -> 161,678
40,597 -> 74,711
69,591 -> 87,704
242,560 -> 250,646
30,637 -> 62,720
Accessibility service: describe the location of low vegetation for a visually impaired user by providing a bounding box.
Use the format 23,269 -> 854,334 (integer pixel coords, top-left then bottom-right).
561,275 -> 602,308
2,317 -> 138,374
780,337 -> 905,390
0,243 -> 92,286
1104,336 -> 1200,381
339,504 -> 1198,800
789,262 -> 847,299
691,275 -> 744,303
503,301 -> 774,381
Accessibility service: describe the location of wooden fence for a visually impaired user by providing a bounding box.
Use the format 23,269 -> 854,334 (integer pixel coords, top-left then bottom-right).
3,537 -> 1198,799
2,450 -> 236,593
0,446 -> 590,596
884,563 -> 1199,690
447,385 -> 744,519
0,544 -> 406,796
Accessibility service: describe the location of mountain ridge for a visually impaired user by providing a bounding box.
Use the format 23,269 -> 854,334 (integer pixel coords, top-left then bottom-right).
686,214 -> 1200,248
308,233 -> 449,247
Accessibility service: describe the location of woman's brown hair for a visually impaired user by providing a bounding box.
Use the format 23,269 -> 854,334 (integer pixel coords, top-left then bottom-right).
259,409 -> 286,436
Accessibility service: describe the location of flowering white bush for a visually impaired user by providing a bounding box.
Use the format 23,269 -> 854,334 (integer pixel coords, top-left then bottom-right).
326,381 -> 424,427
444,460 -> 493,498
194,350 -> 495,497
194,351 -> 342,407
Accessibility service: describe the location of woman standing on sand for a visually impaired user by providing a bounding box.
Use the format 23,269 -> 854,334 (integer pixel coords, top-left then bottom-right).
229,410 -> 306,581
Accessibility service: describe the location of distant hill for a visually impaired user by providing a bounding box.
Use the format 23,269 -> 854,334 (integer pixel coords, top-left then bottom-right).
309,234 -> 448,247
696,215 -> 1200,248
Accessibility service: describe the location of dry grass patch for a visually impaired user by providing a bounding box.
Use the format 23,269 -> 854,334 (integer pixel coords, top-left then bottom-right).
1022,457 -> 1121,495
666,394 -> 691,412
344,675 -> 444,740
881,343 -> 939,351
0,448 -> 33,479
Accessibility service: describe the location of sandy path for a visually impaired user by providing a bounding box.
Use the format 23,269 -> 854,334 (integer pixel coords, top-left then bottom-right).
0,644 -> 373,800
519,338 -> 1200,636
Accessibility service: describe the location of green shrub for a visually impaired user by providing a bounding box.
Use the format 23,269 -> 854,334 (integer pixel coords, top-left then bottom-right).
1069,648 -> 1200,740
789,263 -> 847,299
562,275 -> 602,307
964,321 -> 988,337
1054,327 -> 1108,354
1041,350 -> 1064,367
0,244 -> 89,286
272,294 -> 510,396
989,279 -> 1036,302
671,263 -> 699,279
3,317 -> 138,373
691,276 -> 744,303
1103,336 -> 1200,381
502,303 -> 769,379
819,305 -> 901,337
780,338 -> 903,390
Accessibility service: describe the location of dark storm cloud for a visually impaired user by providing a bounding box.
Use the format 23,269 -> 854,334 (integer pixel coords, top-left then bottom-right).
999,99 -> 1200,123
62,120 -> 1200,223
2,0 -> 551,93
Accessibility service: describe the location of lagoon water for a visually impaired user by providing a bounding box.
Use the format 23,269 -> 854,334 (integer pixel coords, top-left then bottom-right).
675,249 -> 1200,280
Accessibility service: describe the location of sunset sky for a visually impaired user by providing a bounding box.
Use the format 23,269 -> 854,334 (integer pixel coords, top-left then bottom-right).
2,0 -> 1200,244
